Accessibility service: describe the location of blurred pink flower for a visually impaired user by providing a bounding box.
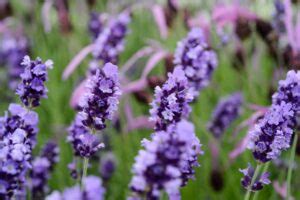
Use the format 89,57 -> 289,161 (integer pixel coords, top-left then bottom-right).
152,5 -> 168,39
212,4 -> 257,28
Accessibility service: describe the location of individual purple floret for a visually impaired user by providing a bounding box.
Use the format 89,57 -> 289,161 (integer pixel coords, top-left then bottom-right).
88,12 -> 104,41
207,92 -> 243,139
92,11 -> 131,66
174,27 -> 218,98
45,176 -> 106,200
129,120 -> 203,199
30,141 -> 59,198
149,67 -> 193,131
0,103 -> 39,198
99,152 -> 117,181
240,163 -> 271,191
0,34 -> 29,90
67,114 -> 104,158
16,55 -> 53,108
78,62 -> 121,131
248,70 -> 300,163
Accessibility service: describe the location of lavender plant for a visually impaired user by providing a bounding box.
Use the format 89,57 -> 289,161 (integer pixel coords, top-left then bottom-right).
129,120 -> 203,199
242,70 -> 300,199
207,92 -> 243,139
67,62 -> 121,182
174,27 -> 218,98
0,56 -> 52,199
89,11 -> 131,74
149,66 -> 193,131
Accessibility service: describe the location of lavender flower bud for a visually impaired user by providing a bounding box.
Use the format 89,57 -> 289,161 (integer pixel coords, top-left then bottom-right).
207,92 -> 243,139
16,56 -> 53,108
30,141 -> 59,198
99,152 -> 117,181
240,163 -> 271,191
67,114 -> 104,158
248,70 -> 300,163
88,12 -> 104,41
129,120 -> 203,199
174,28 -> 218,98
79,62 -> 121,131
92,11 -> 130,66
46,176 -> 105,200
0,34 -> 29,90
150,67 -> 193,131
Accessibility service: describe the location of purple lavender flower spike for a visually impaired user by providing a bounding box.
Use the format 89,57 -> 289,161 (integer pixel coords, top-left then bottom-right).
149,67 -> 193,131
68,114 -> 104,158
79,62 -> 121,131
0,34 -> 29,90
272,0 -> 286,34
91,11 -> 130,71
240,163 -> 271,191
30,141 -> 59,198
207,92 -> 243,139
46,176 -> 105,200
99,152 -> 117,181
0,103 -> 39,198
16,55 -> 53,108
129,120 -> 203,199
88,12 -> 104,41
174,27 -> 218,98
248,70 -> 300,163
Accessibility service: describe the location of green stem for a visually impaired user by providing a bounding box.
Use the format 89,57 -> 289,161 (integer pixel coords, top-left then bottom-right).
252,162 -> 270,200
286,133 -> 298,200
81,157 -> 89,187
244,164 -> 262,200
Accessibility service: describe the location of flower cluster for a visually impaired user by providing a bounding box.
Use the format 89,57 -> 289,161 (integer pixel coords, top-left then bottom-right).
150,67 -> 193,131
92,11 -> 131,67
79,62 -> 121,131
16,56 -> 53,107
240,163 -> 271,191
88,12 -> 104,41
207,92 -> 243,139
46,176 -> 105,200
30,141 -> 59,198
174,27 -> 218,98
0,33 -> 29,90
67,114 -> 104,158
99,152 -> 117,181
129,120 -> 203,199
248,70 -> 300,162
68,63 -> 121,158
0,103 -> 39,198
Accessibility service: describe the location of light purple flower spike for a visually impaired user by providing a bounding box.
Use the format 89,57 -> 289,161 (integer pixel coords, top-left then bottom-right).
149,67 -> 193,131
248,70 -> 300,162
129,120 -> 203,200
174,28 -> 218,98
